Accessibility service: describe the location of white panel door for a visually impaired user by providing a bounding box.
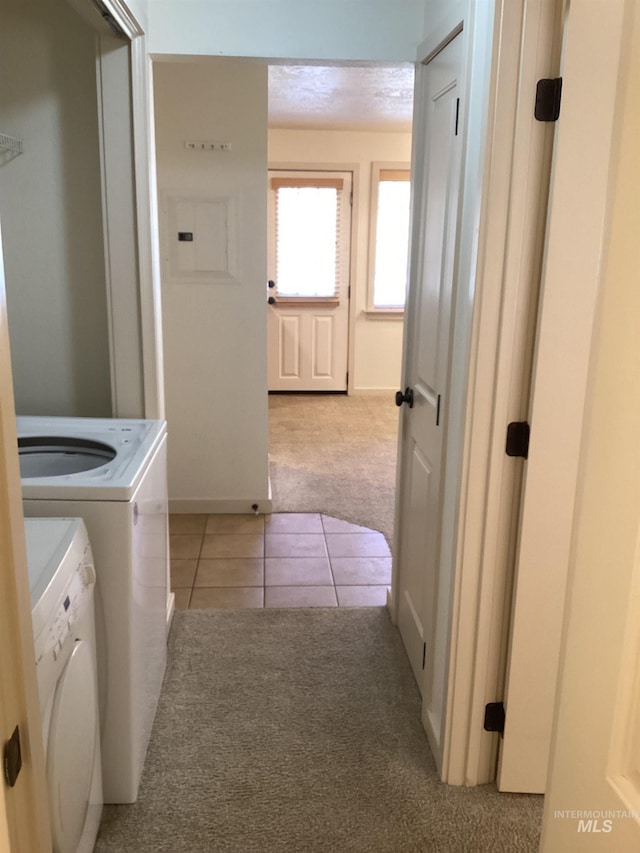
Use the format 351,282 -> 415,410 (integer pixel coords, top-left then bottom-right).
497,0 -> 629,794
396,34 -> 463,690
267,171 -> 351,391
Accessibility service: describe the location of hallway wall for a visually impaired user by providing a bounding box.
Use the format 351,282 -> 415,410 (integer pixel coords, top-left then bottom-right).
154,58 -> 270,510
147,0 -> 426,61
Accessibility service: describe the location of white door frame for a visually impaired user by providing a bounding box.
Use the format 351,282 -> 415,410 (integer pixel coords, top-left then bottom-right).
269,160 -> 361,396
391,0 -> 568,785
92,2 -> 165,419
266,168 -> 353,393
444,0 -> 565,787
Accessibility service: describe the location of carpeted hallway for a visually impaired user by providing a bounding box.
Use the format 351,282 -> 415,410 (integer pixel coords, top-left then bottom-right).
96,609 -> 542,852
268,394 -> 399,544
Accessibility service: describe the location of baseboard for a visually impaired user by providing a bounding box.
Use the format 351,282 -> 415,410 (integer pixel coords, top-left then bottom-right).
386,587 -> 397,623
351,387 -> 397,395
169,497 -> 273,514
166,591 -> 175,634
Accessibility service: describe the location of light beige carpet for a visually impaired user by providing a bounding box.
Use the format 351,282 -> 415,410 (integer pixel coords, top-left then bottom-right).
95,609 -> 542,852
269,394 -> 398,544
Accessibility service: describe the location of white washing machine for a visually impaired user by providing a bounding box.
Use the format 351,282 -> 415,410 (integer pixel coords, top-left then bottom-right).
26,517 -> 102,853
18,416 -> 169,804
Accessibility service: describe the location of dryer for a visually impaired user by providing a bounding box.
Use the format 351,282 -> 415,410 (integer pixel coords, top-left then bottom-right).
26,517 -> 102,853
18,416 -> 169,804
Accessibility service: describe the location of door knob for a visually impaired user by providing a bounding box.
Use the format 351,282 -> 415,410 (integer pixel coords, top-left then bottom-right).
395,388 -> 414,408
268,295 -> 277,305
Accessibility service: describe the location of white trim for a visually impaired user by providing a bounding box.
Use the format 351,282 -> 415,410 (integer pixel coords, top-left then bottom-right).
166,591 -> 175,631
101,0 -> 144,38
169,499 -> 274,514
96,33 -> 146,418
442,0 -> 563,785
267,160 -> 360,395
417,2 -> 465,65
366,161 -> 411,313
132,39 -> 166,419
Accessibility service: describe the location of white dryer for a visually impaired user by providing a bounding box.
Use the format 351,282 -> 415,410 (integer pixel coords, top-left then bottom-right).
17,416 -> 169,804
26,517 -> 102,853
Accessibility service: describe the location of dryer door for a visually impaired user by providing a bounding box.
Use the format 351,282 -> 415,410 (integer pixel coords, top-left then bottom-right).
47,639 -> 98,853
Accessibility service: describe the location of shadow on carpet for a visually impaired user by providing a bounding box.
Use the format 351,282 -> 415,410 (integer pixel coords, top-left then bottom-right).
96,609 -> 542,853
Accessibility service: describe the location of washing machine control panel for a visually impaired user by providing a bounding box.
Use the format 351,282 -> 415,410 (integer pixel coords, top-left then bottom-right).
35,563 -> 95,665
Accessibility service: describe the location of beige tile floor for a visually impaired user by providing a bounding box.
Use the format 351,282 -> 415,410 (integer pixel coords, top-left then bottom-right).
170,512 -> 392,610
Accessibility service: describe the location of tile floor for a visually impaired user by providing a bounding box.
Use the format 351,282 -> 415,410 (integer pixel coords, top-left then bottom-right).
170,512 -> 392,609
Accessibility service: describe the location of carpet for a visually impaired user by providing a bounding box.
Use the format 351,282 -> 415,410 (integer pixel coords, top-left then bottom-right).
269,394 -> 398,543
95,609 -> 542,852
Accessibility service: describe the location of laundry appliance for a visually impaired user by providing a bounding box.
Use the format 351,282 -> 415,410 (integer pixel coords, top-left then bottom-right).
26,517 -> 102,853
18,416 -> 169,803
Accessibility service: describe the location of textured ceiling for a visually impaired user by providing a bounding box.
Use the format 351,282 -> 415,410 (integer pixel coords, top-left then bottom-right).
268,64 -> 415,132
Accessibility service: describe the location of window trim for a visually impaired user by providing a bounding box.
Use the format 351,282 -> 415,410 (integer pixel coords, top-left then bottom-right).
367,161 -> 411,315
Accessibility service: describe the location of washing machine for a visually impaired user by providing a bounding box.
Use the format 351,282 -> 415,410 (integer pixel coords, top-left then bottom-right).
17,416 -> 169,804
26,517 -> 102,853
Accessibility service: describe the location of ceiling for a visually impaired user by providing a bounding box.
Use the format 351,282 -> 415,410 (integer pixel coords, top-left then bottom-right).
268,64 -> 415,133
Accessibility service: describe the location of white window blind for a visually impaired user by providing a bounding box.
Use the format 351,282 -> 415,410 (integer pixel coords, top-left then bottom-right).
272,177 -> 344,298
372,170 -> 411,309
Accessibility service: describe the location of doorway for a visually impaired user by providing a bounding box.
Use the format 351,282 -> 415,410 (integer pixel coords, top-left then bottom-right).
266,62 -> 413,553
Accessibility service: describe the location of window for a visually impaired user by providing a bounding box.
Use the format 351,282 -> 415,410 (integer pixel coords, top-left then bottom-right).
270,176 -> 346,301
368,164 -> 411,312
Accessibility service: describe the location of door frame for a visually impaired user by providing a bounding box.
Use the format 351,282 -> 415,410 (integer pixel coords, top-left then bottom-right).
391,0 -> 566,784
444,0 -> 565,787
266,166 -> 354,393
93,5 -> 165,420
269,161 -> 360,395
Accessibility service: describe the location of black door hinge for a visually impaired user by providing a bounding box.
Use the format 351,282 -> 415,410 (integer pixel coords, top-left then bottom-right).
484,702 -> 505,736
535,78 -> 562,122
3,726 -> 22,788
455,98 -> 460,136
506,421 -> 530,459
422,642 -> 427,669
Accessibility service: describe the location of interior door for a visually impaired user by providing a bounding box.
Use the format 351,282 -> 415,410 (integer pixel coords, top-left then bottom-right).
396,34 -> 463,690
497,0 -> 629,794
267,170 -> 351,391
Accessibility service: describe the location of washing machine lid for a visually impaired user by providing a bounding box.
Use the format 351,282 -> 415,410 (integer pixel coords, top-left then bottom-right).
24,517 -> 90,622
16,417 -> 166,501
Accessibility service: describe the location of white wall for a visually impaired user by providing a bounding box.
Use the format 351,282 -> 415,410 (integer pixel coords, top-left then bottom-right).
147,0 -> 426,61
154,58 -> 270,511
269,128 -> 410,392
0,0 -> 111,417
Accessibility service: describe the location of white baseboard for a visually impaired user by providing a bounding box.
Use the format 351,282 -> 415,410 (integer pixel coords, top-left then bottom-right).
166,591 -> 175,633
169,497 -> 273,514
351,387 -> 397,395
386,587 -> 396,623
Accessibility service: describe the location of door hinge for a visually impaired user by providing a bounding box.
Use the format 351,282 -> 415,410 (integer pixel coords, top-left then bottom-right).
422,642 -> 427,669
3,725 -> 22,788
436,393 -> 442,426
484,702 -> 505,736
455,97 -> 460,136
534,78 -> 562,122
348,285 -> 351,299
505,421 -> 530,459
